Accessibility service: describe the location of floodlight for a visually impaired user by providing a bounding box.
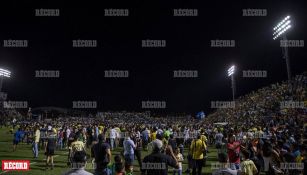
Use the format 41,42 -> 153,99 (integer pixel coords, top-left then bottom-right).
0,68 -> 11,78
273,16 -> 291,40
228,65 -> 235,77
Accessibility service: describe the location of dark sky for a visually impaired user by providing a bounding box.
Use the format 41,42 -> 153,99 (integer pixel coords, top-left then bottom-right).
0,0 -> 306,114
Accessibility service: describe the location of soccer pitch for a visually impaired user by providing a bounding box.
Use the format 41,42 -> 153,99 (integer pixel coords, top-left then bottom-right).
0,127 -> 218,175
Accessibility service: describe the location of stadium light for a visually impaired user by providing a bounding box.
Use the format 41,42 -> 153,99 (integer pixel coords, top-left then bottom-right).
227,65 -> 236,101
0,68 -> 11,93
272,15 -> 292,83
228,65 -> 235,77
0,68 -> 11,78
273,16 -> 291,40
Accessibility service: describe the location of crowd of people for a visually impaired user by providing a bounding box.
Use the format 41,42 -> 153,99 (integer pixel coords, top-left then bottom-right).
206,73 -> 307,175
1,73 -> 307,175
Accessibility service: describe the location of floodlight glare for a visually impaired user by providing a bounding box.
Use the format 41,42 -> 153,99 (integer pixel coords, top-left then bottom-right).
273,20 -> 291,35
273,16 -> 290,30
273,16 -> 291,40
228,65 -> 235,77
0,68 -> 11,78
227,65 -> 236,101
273,25 -> 291,40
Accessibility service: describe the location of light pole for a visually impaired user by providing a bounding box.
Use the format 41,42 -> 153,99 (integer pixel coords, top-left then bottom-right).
228,65 -> 236,101
273,15 -> 292,83
0,68 -> 11,93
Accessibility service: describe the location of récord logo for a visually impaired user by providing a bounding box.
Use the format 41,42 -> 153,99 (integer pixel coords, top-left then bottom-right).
2,160 -> 30,171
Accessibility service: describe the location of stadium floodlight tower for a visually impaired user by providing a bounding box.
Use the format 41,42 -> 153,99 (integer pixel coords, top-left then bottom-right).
273,15 -> 292,83
228,65 -> 236,101
0,68 -> 11,93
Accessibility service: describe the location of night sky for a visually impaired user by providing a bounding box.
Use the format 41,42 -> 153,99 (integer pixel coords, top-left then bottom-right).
0,1 -> 306,114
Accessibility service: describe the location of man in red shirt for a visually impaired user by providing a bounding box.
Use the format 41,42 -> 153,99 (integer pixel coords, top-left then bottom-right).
227,135 -> 241,170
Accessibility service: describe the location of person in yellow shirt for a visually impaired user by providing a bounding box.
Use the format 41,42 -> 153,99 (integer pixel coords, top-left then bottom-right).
190,134 -> 206,175
200,131 -> 208,167
71,136 -> 85,152
241,150 -> 258,175
200,132 -> 208,143
32,126 -> 40,158
150,129 -> 157,142
98,125 -> 104,134
68,134 -> 85,164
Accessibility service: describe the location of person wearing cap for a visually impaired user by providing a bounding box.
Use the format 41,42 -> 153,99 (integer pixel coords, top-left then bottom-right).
141,139 -> 178,175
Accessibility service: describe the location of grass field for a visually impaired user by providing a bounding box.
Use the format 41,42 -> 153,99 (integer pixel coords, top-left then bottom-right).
0,127 -> 218,175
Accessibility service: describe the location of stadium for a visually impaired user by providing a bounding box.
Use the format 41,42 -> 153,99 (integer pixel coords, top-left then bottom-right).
0,1 -> 307,175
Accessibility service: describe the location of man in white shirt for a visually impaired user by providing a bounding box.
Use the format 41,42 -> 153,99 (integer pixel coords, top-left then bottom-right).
109,126 -> 117,150
48,125 -> 52,131
123,134 -> 136,173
